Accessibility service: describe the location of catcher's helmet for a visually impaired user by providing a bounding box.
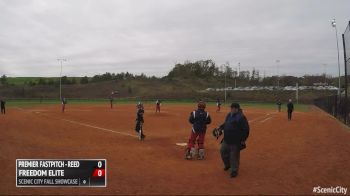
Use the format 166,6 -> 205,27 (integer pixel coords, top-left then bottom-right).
197,101 -> 206,109
230,103 -> 240,109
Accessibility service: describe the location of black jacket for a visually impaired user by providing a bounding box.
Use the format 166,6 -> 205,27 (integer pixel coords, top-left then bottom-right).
136,109 -> 144,123
189,109 -> 211,132
219,111 -> 249,144
287,102 -> 294,112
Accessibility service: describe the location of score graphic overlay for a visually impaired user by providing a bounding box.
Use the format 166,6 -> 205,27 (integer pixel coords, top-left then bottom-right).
16,159 -> 106,187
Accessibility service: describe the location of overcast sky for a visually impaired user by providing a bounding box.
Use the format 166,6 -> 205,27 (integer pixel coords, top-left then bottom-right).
0,0 -> 349,77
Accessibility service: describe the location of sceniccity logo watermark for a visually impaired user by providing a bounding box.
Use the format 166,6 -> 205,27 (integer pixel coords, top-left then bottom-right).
313,186 -> 347,195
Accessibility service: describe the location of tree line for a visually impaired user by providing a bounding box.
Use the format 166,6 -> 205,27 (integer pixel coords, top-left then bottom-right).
0,60 -> 344,87
166,60 -> 342,87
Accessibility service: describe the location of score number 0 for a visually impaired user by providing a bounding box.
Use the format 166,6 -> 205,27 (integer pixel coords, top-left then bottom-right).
92,160 -> 105,178
97,161 -> 102,177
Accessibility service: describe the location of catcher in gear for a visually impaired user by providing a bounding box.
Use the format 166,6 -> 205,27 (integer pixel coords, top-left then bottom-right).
185,101 -> 211,160
135,102 -> 146,141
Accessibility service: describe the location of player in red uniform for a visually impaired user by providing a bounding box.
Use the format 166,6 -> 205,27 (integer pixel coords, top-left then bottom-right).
155,99 -> 161,113
109,95 -> 114,109
216,98 -> 222,112
61,97 -> 67,113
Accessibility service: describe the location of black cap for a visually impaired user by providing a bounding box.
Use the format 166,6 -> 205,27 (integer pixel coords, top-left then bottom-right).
230,103 -> 240,109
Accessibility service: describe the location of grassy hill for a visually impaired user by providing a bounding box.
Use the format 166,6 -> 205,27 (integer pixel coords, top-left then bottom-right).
6,77 -> 45,85
0,77 -> 336,104
0,61 -> 338,103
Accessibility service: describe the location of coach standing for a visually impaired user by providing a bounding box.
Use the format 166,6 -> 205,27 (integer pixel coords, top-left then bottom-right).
0,99 -> 5,114
217,103 -> 249,178
287,99 -> 294,121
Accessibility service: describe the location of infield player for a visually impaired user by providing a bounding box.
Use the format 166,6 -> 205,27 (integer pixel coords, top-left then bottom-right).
61,97 -> 67,113
135,102 -> 146,140
214,103 -> 249,178
0,99 -> 5,114
185,101 -> 211,160
216,98 -> 222,112
287,99 -> 294,121
276,99 -> 282,112
109,95 -> 114,109
155,99 -> 161,113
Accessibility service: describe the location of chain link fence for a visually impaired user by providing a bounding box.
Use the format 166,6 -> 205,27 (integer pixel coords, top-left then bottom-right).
314,95 -> 349,125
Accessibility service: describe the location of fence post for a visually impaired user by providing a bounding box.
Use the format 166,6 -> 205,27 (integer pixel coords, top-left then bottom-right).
342,33 -> 348,124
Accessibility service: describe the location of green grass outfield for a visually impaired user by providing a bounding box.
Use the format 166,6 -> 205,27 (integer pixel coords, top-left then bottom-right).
6,77 -> 43,85
6,77 -> 82,85
5,99 -> 310,112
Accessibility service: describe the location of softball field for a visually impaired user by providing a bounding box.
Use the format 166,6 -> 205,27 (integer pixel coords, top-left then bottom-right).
0,103 -> 349,195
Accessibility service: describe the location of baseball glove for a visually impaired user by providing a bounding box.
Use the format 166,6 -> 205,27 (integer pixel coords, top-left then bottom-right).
212,127 -> 223,139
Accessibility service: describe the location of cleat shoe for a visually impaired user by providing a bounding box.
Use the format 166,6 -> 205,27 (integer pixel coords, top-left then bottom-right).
230,171 -> 238,178
185,150 -> 192,160
190,148 -> 197,158
138,134 -> 142,141
224,166 -> 231,171
198,149 -> 205,160
141,134 -> 146,141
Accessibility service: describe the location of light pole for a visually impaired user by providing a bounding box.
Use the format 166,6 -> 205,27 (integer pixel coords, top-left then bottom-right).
57,58 -> 67,101
323,63 -> 327,84
234,67 -> 237,89
276,60 -> 280,88
221,64 -> 227,104
331,19 -> 341,97
238,62 -> 240,77
225,66 -> 227,104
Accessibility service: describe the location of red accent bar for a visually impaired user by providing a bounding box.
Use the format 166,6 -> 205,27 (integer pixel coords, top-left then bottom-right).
92,168 -> 105,177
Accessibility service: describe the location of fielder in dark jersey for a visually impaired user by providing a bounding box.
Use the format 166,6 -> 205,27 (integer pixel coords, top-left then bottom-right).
0,99 -> 5,114
185,101 -> 211,160
135,102 -> 146,140
276,99 -> 282,112
287,99 -> 294,121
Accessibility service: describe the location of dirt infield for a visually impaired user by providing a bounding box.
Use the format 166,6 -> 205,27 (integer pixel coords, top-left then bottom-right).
0,103 -> 349,195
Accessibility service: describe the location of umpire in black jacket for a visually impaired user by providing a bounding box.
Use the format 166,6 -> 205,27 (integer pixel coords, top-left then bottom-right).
217,103 -> 249,178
